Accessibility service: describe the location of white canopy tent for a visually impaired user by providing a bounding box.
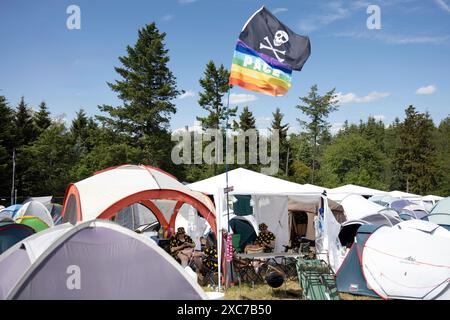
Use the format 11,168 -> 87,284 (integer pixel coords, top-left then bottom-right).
188,168 -> 329,253
328,184 -> 387,202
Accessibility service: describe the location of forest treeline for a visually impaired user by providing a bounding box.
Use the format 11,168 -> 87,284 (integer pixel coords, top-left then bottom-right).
1,23 -> 449,203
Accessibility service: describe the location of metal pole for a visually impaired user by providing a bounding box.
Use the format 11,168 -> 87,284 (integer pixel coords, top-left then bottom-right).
224,89 -> 232,288
11,148 -> 16,205
225,89 -> 231,233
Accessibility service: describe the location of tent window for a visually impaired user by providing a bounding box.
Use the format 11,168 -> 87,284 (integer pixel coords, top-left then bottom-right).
233,195 -> 253,216
63,195 -> 78,225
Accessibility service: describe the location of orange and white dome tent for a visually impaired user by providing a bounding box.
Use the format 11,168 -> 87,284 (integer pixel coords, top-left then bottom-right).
61,164 -> 216,234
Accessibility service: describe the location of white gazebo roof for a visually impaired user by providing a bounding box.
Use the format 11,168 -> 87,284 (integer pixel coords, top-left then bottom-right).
188,167 -> 326,196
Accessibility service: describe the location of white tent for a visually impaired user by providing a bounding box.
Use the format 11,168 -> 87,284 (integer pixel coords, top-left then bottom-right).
14,201 -> 54,229
340,194 -> 386,221
0,220 -> 208,300
389,190 -> 422,199
362,220 -> 450,300
328,184 -> 387,202
423,195 -> 444,202
188,167 -> 326,196
189,168 -> 329,253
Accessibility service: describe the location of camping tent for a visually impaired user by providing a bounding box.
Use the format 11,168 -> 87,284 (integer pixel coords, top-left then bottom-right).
14,201 -> 54,232
61,164 -> 216,235
388,190 -> 422,200
287,195 -> 345,243
336,225 -> 383,297
361,220 -> 450,300
328,185 -> 387,202
23,196 -> 53,206
338,209 -> 402,247
428,197 -> 450,230
0,205 -> 23,221
0,220 -> 208,300
422,195 -> 444,212
340,194 -> 385,221
0,222 -> 35,255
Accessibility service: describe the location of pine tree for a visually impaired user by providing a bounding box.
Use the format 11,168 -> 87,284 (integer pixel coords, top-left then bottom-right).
392,106 -> 437,194
34,101 -> 52,134
296,85 -> 338,183
0,95 -> 15,195
14,96 -> 37,147
237,106 -> 256,131
197,61 -> 237,130
98,23 -> 181,168
270,108 -> 289,175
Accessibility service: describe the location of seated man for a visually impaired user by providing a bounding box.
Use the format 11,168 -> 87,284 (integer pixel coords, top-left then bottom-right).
169,227 -> 195,267
244,223 -> 276,254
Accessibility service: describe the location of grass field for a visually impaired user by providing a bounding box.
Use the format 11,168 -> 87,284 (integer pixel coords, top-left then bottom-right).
204,280 -> 378,300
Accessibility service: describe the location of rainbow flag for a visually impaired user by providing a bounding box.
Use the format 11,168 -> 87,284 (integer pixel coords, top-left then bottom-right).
230,40 -> 292,96
229,7 -> 311,97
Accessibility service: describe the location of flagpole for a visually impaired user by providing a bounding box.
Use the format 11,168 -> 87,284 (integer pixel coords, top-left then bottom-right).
224,88 -> 232,289
11,148 -> 16,205
225,88 -> 231,234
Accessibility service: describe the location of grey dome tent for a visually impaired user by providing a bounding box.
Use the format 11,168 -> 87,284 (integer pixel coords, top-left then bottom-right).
0,220 -> 207,300
338,209 -> 401,247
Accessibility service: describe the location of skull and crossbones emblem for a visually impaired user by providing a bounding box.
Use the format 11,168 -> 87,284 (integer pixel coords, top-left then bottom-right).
259,30 -> 289,63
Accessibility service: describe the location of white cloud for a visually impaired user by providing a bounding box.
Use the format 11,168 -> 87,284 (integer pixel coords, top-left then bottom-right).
372,115 -> 386,122
173,121 -> 203,134
256,116 -> 272,127
435,0 -> 450,12
334,31 -> 450,45
331,123 -> 345,135
229,93 -> 258,105
272,8 -> 288,14
178,90 -> 196,99
335,91 -> 391,104
161,14 -> 174,22
416,85 -> 437,95
299,2 -> 356,33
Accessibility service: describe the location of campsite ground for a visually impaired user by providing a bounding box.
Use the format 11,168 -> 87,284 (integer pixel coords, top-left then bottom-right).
204,281 -> 377,300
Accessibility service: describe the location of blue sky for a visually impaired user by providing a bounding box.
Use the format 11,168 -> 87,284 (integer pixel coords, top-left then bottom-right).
0,0 -> 449,134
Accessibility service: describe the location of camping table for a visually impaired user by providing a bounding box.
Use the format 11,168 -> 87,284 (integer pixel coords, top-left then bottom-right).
235,252 -> 301,283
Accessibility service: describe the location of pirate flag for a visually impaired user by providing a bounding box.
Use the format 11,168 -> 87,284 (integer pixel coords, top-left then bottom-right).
229,6 -> 311,96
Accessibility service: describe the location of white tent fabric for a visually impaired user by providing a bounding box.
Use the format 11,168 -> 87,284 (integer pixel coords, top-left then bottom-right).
389,190 -> 422,199
362,220 -> 450,300
14,201 -> 54,228
23,196 -> 53,206
72,165 -> 214,222
315,197 -> 344,272
252,195 -> 289,253
188,167 -> 326,196
340,194 -> 386,221
328,184 -> 387,201
423,195 -> 444,202
0,220 -> 208,300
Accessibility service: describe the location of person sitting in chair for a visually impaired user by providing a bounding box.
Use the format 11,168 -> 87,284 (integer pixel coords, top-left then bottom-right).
169,227 -> 195,267
244,223 -> 276,254
255,223 -> 276,253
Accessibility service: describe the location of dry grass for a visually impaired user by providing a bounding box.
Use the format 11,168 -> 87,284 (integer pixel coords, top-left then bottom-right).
221,280 -> 302,300
203,281 -> 379,300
